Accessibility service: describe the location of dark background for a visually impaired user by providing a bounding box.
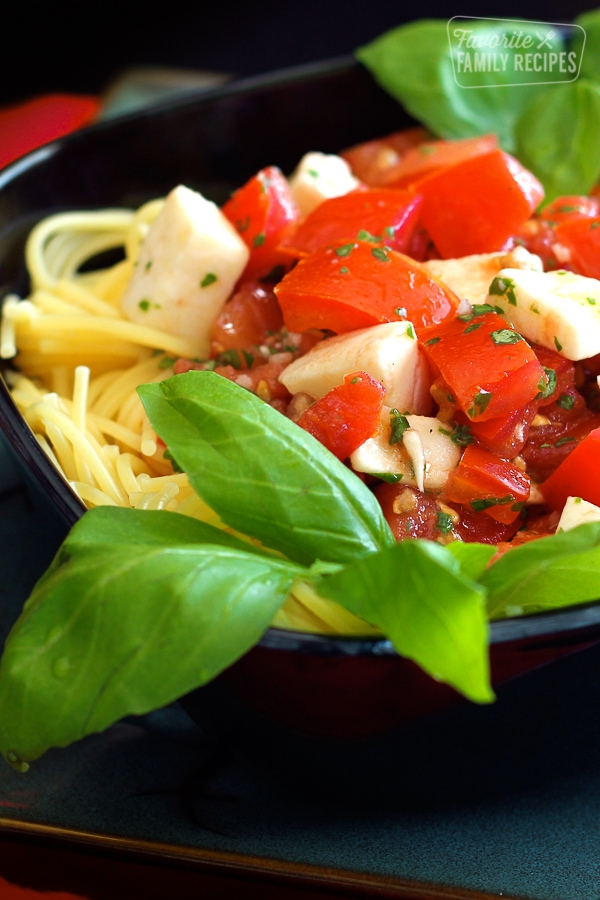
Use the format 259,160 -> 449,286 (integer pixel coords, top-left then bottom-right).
2,0 -> 598,106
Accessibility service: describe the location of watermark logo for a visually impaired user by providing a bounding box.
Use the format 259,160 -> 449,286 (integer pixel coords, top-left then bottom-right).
447,17 -> 585,88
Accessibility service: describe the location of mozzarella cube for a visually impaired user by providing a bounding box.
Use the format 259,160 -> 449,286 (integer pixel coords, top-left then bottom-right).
278,321 -> 432,414
121,185 -> 249,356
557,496 -> 600,532
487,267 -> 600,360
423,246 -> 542,306
350,408 -> 461,491
288,152 -> 360,216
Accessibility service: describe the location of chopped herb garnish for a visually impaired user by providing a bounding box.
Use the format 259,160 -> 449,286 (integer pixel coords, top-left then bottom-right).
425,336 -> 441,345
371,247 -> 390,263
339,266 -> 350,274
200,272 -> 217,288
554,336 -> 563,352
236,216 -> 250,233
144,260 -> 152,271
468,390 -> 493,419
356,229 -> 381,243
436,511 -> 453,534
490,328 -> 522,345
464,321 -> 483,334
471,495 -> 514,512
138,299 -> 151,312
350,376 -> 362,384
489,275 -> 517,307
450,424 -> 474,447
389,409 -> 410,445
158,356 -> 177,370
335,243 -> 355,257
307,168 -> 319,178
588,297 -> 597,305
536,367 -> 556,401
406,323 -> 416,339
374,472 -> 404,483
253,232 -> 266,248
557,393 -> 575,410
216,348 -> 242,369
555,436 -> 577,447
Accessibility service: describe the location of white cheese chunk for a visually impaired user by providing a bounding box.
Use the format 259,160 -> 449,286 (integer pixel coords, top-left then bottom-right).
288,152 -> 360,216
557,495 -> 600,532
121,184 -> 249,356
278,321 -> 432,414
350,408 -> 461,491
486,267 -> 600,360
423,246 -> 542,306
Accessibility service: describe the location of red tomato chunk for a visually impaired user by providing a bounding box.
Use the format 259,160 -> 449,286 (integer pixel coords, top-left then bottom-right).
445,444 -> 530,525
297,372 -> 386,460
274,240 -> 459,334
420,311 -> 547,422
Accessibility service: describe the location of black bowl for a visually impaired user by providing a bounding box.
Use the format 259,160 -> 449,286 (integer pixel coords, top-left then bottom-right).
2,58 -> 600,801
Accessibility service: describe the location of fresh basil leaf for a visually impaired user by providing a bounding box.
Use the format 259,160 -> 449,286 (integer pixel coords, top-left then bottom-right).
356,19 -> 550,153
445,540 -> 496,582
515,79 -> 600,202
317,540 -> 494,703
574,9 -> 600,82
138,371 -> 394,566
482,523 -> 600,619
0,508 -> 305,770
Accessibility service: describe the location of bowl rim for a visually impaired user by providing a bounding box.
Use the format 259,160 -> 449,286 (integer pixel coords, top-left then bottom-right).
1,55 -> 599,657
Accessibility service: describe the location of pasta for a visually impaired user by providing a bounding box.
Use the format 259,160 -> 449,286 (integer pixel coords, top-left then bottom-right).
0,200 -> 372,635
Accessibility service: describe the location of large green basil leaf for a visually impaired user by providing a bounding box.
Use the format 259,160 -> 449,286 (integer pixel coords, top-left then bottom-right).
515,79 -> 600,202
356,19 -> 552,153
138,371 -> 394,566
482,523 -> 600,618
0,508 -> 304,770
317,539 -> 494,703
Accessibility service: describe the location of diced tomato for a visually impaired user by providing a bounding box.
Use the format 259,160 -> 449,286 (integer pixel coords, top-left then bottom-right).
280,188 -> 422,258
420,311 -> 547,423
454,401 -> 539,458
274,240 -> 459,335
451,502 -> 525,545
445,444 -> 530,524
532,344 -> 576,407
377,134 -> 499,189
297,372 -> 385,460
540,195 -> 600,224
222,166 -> 298,282
340,127 -> 429,186
209,281 -> 284,361
553,216 -> 600,279
414,149 -> 544,258
374,482 -> 445,541
541,426 -> 600,511
522,408 -> 600,483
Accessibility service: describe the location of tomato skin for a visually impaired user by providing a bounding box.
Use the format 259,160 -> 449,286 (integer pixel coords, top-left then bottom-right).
414,149 -> 544,258
532,344 -> 576,407
445,444 -> 530,524
521,408 -> 600,483
455,401 -> 539,458
541,426 -> 600,511
451,502 -> 525,544
340,127 -> 430,186
209,281 -> 284,360
380,134 -> 499,189
421,311 -> 547,423
553,216 -> 600,279
298,372 -> 385,460
540,195 -> 600,225
374,482 -> 444,541
280,188 -> 423,258
222,166 -> 298,282
274,241 -> 459,335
